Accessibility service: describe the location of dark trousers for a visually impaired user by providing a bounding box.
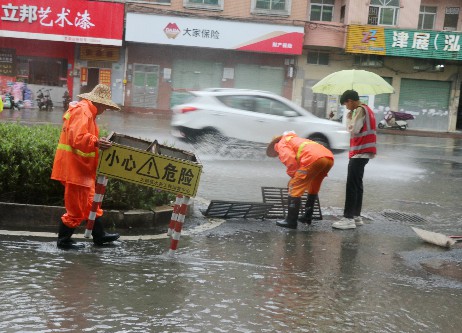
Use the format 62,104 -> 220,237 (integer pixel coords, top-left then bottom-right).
343,158 -> 369,219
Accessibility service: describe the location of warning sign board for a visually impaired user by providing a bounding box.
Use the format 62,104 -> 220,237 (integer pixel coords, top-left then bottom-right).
97,143 -> 202,197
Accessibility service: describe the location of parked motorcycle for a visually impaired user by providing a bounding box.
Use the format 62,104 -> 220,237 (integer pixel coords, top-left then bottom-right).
62,90 -> 71,110
36,89 -> 53,111
378,110 -> 415,130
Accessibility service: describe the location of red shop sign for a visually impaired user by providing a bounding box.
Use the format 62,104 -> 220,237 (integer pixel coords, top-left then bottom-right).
0,0 -> 124,46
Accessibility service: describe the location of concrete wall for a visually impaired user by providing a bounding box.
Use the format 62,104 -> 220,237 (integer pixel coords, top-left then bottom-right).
133,0 -> 308,22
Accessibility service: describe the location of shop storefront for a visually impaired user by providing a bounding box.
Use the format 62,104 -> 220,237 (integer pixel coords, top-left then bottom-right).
346,25 -> 461,132
0,0 -> 124,107
124,13 -> 304,113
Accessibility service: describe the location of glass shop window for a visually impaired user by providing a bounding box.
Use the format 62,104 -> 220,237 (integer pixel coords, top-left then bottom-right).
16,56 -> 68,86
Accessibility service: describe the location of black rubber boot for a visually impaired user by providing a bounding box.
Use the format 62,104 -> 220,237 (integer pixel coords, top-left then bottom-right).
276,196 -> 301,229
57,221 -> 85,250
92,217 -> 120,246
298,194 -> 318,225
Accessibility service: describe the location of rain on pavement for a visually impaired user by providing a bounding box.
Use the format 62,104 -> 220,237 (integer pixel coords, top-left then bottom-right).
1,107 -> 461,332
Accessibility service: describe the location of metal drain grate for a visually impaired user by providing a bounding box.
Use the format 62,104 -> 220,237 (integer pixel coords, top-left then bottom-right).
261,187 -> 322,220
382,211 -> 427,223
200,200 -> 274,219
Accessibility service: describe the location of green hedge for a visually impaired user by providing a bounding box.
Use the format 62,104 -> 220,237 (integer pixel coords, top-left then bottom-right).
0,122 -> 174,210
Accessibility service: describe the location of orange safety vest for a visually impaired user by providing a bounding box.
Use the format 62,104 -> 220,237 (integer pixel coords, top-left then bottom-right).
349,104 -> 377,158
51,100 -> 99,188
275,134 -> 334,178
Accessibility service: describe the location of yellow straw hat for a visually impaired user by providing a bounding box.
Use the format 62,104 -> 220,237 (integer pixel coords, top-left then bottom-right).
266,135 -> 282,157
77,84 -> 120,111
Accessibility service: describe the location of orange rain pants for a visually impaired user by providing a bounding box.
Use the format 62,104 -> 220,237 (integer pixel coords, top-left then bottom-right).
288,157 -> 334,197
61,182 -> 103,228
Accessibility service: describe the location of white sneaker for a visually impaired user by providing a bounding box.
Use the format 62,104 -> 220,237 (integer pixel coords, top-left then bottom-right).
332,217 -> 356,230
354,216 -> 364,226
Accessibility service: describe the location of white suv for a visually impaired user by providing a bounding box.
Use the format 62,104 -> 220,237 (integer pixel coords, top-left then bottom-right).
171,89 -> 349,151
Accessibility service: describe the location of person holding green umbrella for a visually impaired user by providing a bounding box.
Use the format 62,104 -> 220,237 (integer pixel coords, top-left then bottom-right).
332,90 -> 377,230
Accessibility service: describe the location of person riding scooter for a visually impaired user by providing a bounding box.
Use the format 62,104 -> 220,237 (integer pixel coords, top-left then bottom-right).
378,110 -> 415,130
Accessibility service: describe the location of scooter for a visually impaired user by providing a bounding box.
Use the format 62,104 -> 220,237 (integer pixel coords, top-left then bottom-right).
36,89 -> 53,111
3,92 -> 21,110
3,93 -> 13,109
62,90 -> 71,110
36,89 -> 45,110
378,110 -> 414,130
43,89 -> 53,111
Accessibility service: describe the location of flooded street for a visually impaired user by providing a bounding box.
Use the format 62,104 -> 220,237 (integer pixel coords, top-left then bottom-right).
1,108 -> 462,332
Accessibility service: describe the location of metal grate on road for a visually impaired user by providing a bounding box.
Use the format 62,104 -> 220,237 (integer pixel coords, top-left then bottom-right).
261,187 -> 322,220
382,211 -> 427,223
200,200 -> 274,219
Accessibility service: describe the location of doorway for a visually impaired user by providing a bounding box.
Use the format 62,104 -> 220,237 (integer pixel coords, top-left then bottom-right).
80,68 -> 100,94
457,82 -> 462,130
132,64 -> 159,108
302,79 -> 327,118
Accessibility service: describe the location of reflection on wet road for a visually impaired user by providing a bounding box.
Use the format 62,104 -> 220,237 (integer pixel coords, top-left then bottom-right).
1,215 -> 461,332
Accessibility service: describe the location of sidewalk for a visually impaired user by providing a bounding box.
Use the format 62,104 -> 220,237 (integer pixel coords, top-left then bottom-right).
378,128 -> 462,139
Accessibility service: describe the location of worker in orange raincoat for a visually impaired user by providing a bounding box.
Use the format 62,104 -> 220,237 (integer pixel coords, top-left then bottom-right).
266,131 -> 334,229
51,84 -> 120,249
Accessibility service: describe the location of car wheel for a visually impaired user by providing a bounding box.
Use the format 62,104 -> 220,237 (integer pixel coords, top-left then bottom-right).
378,123 -> 385,129
308,134 -> 330,149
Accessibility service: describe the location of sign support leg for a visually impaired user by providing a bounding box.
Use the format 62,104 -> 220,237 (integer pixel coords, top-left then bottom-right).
168,195 -> 190,255
84,175 -> 108,238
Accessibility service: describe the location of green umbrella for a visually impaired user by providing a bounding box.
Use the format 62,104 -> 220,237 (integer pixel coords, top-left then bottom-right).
312,69 -> 394,95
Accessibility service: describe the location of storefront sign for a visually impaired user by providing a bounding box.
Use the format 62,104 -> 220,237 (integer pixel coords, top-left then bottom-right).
126,13 -> 304,55
80,67 -> 87,85
80,45 -> 120,62
0,0 -> 124,46
346,25 -> 462,60
99,69 -> 111,85
0,48 -> 15,76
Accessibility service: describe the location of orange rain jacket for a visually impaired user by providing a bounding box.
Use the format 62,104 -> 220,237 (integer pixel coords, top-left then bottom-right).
275,133 -> 334,178
51,100 -> 100,188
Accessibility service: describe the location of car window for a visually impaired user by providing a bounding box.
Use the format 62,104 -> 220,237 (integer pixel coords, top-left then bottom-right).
254,97 -> 297,116
217,95 -> 256,112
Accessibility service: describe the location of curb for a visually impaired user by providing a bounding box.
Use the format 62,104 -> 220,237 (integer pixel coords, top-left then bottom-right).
0,218 -> 226,240
378,129 -> 462,139
0,202 -> 174,234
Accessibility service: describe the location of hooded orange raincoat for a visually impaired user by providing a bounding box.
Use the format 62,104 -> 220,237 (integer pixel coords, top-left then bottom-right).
51,100 -> 103,228
275,133 -> 334,197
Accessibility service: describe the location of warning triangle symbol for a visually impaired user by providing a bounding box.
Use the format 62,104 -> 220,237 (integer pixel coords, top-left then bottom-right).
136,157 -> 160,179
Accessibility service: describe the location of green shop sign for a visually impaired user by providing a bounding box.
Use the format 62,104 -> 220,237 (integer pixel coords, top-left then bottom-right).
386,29 -> 461,60
346,25 -> 462,60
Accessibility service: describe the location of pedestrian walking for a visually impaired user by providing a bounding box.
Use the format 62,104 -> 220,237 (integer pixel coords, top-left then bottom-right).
267,131 -> 334,229
51,84 -> 121,249
332,90 -> 377,230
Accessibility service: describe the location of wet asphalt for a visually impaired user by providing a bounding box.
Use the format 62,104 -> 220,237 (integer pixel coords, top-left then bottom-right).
0,107 -> 462,332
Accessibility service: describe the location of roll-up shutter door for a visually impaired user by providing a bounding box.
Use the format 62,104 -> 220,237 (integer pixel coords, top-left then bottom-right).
171,59 -> 223,106
234,64 -> 284,95
399,79 -> 451,131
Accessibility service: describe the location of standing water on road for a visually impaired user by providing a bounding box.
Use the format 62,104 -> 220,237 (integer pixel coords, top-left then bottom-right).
1,109 -> 462,332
